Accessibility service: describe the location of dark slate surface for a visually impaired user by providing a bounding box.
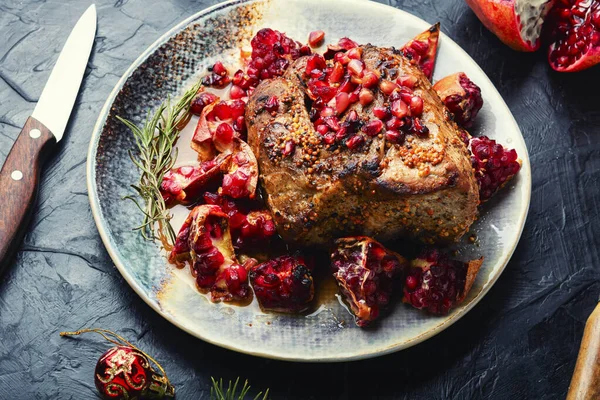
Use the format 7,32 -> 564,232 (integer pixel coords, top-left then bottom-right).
0,0 -> 599,398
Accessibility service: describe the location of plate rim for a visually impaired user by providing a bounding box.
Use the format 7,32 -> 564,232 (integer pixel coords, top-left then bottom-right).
86,0 -> 532,362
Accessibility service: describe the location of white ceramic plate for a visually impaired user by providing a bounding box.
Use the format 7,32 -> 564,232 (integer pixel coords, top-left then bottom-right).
87,0 -> 531,361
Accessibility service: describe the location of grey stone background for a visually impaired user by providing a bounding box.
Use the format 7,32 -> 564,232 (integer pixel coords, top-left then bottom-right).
1,0 -> 599,398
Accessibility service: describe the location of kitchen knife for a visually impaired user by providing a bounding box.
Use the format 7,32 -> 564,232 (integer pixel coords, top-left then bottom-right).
0,5 -> 97,273
567,297 -> 600,400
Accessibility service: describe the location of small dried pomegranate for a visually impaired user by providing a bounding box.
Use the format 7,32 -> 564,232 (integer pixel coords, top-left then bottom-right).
160,159 -> 224,205
470,136 -> 522,202
465,0 -> 554,52
403,249 -> 483,315
433,72 -> 484,129
331,237 -> 408,327
202,61 -> 232,88
249,254 -> 314,313
169,205 -> 251,302
401,23 -> 440,80
546,0 -> 600,72
219,139 -> 259,199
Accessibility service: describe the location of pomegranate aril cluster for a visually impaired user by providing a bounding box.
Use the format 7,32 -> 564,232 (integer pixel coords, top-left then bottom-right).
203,192 -> 276,252
231,28 -> 311,99
548,0 -> 600,69
170,205 -> 251,302
470,136 -> 521,202
302,39 -> 428,150
249,255 -> 314,313
403,249 -> 481,315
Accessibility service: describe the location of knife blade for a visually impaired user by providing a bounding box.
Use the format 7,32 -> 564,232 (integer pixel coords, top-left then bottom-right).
0,5 -> 97,272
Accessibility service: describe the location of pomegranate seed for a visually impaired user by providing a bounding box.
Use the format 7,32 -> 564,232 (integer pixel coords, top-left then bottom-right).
329,62 -> 345,83
362,120 -> 383,137
334,51 -> 351,65
373,106 -> 390,120
346,134 -> 365,149
346,110 -> 359,124
233,116 -> 245,132
338,37 -> 359,50
385,130 -> 405,144
190,92 -> 219,116
412,118 -> 429,137
410,40 -> 429,55
391,100 -> 409,118
212,61 -> 228,76
316,124 -> 329,135
215,123 -> 234,145
283,140 -> 295,156
335,92 -> 351,114
338,78 -> 355,93
265,96 -> 279,112
398,75 -> 418,88
323,132 -> 336,144
305,54 -> 327,75
386,117 -> 403,130
361,71 -> 380,88
347,47 -> 363,60
324,116 -> 341,131
228,100 -> 246,118
347,59 -> 365,77
359,88 -> 374,106
213,102 -> 232,120
410,96 -> 424,116
308,30 -> 325,47
230,85 -> 246,99
400,90 -> 413,104
379,80 -> 399,95
348,91 -> 359,103
321,107 -> 334,117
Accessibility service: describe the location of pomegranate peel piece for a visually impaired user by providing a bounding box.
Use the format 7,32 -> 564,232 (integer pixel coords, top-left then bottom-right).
465,0 -> 554,52
401,23 -> 441,80
219,139 -> 259,199
331,237 -> 408,327
160,159 -> 224,205
249,254 -> 314,313
470,136 -> 522,202
433,72 -> 484,129
191,102 -> 219,161
172,205 -> 251,302
403,249 -> 484,315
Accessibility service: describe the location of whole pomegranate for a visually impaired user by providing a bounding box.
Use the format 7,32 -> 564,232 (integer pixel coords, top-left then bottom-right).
433,72 -> 484,129
465,0 -> 555,51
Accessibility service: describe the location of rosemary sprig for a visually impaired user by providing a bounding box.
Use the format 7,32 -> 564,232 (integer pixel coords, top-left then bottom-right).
210,377 -> 269,400
117,81 -> 201,246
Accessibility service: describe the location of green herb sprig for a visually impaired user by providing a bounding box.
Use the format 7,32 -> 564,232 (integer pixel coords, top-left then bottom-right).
117,81 -> 201,246
210,377 -> 269,400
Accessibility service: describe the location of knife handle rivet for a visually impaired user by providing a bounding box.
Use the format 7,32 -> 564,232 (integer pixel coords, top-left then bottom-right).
11,171 -> 23,181
29,129 -> 41,139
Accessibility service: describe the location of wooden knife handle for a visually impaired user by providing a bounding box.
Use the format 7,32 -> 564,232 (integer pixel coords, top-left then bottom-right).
567,302 -> 600,400
0,117 -> 56,273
